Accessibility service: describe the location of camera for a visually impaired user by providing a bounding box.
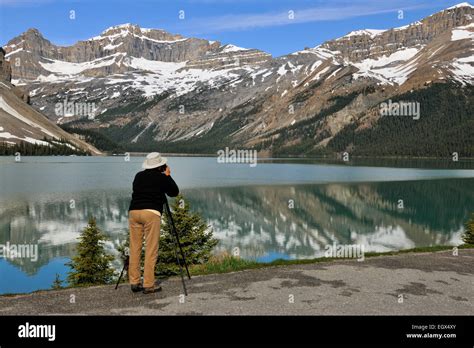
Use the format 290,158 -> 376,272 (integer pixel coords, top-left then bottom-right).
157,164 -> 168,173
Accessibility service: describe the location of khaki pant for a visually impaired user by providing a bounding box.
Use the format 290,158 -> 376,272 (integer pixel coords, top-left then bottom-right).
128,210 -> 161,289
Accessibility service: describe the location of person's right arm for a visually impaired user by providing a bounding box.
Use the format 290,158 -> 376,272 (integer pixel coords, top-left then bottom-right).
163,166 -> 179,197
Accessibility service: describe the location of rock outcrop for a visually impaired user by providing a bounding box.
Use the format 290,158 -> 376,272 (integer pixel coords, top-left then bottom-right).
0,48 -> 12,82
323,4 -> 474,62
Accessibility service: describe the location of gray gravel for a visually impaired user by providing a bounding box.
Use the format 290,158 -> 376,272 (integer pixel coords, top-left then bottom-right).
1,249 -> 473,315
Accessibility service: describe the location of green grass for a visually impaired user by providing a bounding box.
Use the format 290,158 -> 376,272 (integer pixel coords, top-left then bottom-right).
364,244 -> 473,257
190,255 -> 261,275
188,244 -> 474,276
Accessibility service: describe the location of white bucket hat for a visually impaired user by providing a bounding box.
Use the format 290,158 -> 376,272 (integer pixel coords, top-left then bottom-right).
142,152 -> 167,169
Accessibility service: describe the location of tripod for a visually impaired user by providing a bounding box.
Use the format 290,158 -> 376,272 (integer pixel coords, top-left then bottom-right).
115,197 -> 191,295
115,253 -> 129,290
165,197 -> 191,296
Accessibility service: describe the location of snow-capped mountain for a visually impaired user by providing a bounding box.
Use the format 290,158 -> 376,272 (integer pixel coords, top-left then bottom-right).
3,3 -> 474,156
0,48 -> 101,153
6,23 -> 270,93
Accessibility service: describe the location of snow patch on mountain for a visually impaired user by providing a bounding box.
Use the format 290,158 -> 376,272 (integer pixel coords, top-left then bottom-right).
104,61 -> 240,97
309,60 -> 323,72
39,53 -> 122,77
394,21 -> 423,31
342,29 -> 386,39
5,47 -> 24,58
450,55 -> 474,83
104,42 -> 123,50
0,130 -> 52,146
295,46 -> 341,62
126,56 -> 186,72
221,44 -> 248,53
311,66 -> 330,81
451,23 -> 474,40
352,47 -> 421,85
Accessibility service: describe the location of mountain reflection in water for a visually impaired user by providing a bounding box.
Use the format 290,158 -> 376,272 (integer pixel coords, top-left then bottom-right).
1,178 -> 472,276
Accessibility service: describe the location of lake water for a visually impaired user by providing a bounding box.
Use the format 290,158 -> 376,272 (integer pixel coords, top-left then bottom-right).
1,156 -> 473,294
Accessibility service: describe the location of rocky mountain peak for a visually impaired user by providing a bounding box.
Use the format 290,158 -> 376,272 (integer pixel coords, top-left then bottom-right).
26,27 -> 43,34
89,23 -> 186,43
446,2 -> 474,9
2,20 -> 273,84
318,3 -> 474,63
12,27 -> 49,45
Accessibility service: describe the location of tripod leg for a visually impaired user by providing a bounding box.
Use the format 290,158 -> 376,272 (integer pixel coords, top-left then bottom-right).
115,255 -> 129,290
176,236 -> 191,280
165,200 -> 191,279
165,199 -> 189,295
115,265 -> 126,290
172,240 -> 188,296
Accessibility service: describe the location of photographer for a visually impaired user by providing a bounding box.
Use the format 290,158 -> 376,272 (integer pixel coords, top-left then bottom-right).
128,152 -> 179,294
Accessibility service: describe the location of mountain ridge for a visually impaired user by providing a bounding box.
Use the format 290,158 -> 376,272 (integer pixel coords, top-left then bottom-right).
0,48 -> 102,154
2,2 -> 473,156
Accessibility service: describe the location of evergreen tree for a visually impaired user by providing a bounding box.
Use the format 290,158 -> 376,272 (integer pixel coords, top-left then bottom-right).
462,213 -> 474,245
67,217 -> 115,286
51,273 -> 64,289
157,194 -> 218,276
0,139 -> 90,156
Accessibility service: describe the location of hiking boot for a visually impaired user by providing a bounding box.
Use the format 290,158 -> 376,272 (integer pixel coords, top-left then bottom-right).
143,286 -> 162,294
131,284 -> 144,293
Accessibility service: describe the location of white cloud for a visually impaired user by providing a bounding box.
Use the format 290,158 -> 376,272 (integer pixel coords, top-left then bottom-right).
179,0 -> 442,33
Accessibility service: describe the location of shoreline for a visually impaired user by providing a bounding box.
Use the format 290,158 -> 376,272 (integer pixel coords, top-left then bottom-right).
2,152 -> 474,161
116,152 -> 474,161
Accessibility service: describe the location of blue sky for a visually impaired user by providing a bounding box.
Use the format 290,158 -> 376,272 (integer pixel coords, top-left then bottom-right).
0,0 -> 468,57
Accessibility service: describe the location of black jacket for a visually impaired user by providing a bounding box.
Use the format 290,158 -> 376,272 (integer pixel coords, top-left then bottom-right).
128,168 -> 179,214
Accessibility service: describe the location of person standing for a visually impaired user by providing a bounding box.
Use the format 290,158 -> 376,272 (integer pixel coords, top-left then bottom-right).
128,152 -> 179,294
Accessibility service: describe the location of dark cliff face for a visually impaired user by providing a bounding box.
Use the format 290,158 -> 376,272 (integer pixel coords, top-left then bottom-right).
0,47 -> 30,103
0,47 -> 12,82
